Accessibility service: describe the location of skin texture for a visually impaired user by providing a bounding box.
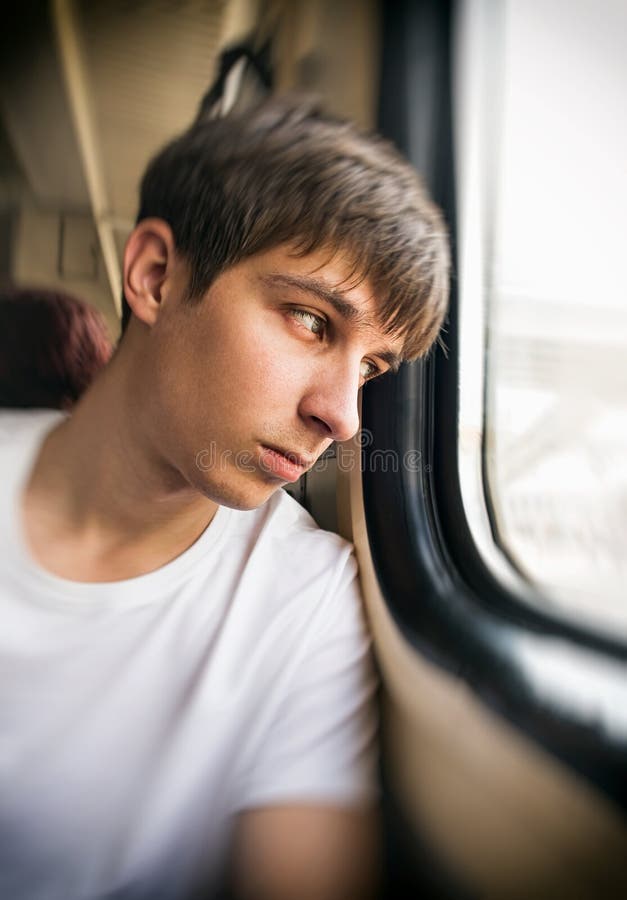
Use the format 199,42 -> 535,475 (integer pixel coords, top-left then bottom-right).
122,220 -> 403,513
229,806 -> 380,900
21,219 -> 398,895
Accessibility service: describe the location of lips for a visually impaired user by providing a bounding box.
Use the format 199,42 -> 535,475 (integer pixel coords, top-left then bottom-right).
267,445 -> 313,468
259,444 -> 313,482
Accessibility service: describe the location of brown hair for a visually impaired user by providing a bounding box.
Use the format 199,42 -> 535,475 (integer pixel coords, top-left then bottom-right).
129,97 -> 449,359
0,287 -> 112,410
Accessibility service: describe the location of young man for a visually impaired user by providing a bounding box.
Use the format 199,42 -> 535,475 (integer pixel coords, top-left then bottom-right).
0,99 -> 449,899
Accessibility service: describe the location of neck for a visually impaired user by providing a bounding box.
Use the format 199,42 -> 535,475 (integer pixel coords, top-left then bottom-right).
22,349 -> 218,581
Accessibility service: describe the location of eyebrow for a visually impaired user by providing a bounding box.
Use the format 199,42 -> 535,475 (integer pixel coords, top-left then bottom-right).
261,272 -> 403,372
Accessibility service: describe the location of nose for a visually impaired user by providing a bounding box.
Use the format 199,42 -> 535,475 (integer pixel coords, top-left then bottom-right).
298,360 -> 361,443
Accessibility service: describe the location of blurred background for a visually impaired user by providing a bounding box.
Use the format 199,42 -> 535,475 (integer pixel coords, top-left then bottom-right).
0,0 -> 378,339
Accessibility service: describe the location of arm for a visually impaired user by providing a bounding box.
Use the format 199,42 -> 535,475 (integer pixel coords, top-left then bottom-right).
229,804 -> 380,900
225,549 -> 380,898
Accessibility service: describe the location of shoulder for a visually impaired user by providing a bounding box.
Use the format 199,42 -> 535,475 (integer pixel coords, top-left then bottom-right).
228,495 -> 377,815
0,409 -> 64,456
0,408 -> 64,442
224,489 -> 362,635
264,488 -> 352,553
250,488 -> 358,587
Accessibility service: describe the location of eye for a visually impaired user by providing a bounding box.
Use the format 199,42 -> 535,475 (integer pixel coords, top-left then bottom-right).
289,308 -> 327,338
360,359 -> 382,382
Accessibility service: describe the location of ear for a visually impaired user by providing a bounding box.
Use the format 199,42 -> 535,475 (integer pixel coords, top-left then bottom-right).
123,218 -> 178,328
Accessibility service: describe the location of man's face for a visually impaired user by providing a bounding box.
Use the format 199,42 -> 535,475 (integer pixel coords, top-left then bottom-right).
137,244 -> 404,510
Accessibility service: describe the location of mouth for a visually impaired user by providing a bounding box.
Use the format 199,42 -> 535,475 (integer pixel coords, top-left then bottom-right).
259,444 -> 314,483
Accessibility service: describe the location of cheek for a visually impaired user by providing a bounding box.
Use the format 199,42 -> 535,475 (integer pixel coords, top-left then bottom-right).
219,323 -> 305,404
154,309 -> 312,437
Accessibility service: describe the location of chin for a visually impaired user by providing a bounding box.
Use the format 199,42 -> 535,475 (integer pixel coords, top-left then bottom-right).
197,472 -> 280,512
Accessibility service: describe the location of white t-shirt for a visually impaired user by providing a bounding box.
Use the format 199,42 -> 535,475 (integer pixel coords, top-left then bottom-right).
0,411 -> 377,900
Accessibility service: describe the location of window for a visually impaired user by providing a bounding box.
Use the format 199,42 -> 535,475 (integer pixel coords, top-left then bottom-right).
456,0 -> 627,639
368,0 -> 627,811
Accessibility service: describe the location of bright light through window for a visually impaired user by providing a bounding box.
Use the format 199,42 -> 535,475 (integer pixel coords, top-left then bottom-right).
482,0 -> 627,635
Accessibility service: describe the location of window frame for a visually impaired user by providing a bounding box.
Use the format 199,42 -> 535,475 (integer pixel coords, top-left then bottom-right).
365,0 -> 627,812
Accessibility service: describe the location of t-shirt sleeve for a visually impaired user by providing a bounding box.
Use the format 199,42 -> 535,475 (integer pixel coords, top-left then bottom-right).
234,551 -> 379,810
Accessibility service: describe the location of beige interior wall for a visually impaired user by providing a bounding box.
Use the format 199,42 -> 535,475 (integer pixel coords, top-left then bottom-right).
11,203 -> 119,338
3,0 -> 237,331
270,0 -> 380,128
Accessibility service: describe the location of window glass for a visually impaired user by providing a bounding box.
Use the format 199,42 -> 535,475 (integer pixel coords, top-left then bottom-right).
484,0 -> 627,634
